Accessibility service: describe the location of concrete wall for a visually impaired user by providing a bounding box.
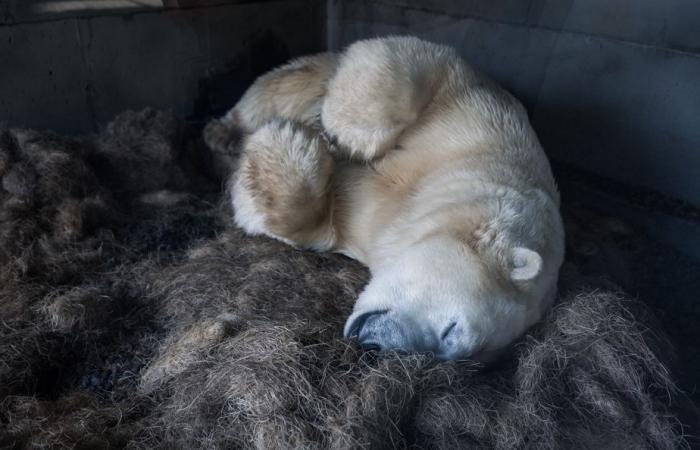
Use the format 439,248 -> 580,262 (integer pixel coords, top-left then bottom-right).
1,0 -> 698,210
326,0 -> 700,209
0,0 -> 325,134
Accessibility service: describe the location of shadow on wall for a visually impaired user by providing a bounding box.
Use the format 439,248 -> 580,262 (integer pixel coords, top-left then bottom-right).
0,0 -> 324,134
192,30 -> 292,124
532,104 -> 673,195
327,0 -> 700,208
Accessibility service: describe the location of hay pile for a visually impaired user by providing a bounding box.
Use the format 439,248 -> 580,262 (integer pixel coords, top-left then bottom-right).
0,110 -> 689,449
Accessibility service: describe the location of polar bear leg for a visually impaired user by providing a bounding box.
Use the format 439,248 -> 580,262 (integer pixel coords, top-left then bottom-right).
321,36 -> 454,161
204,52 -> 339,175
230,119 -> 337,251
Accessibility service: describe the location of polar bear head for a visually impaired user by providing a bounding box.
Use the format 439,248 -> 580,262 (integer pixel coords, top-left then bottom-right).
343,233 -> 561,361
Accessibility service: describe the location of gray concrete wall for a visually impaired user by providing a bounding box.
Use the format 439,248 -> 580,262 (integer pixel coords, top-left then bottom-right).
326,0 -> 700,209
2,0 -> 698,209
0,0 -> 325,133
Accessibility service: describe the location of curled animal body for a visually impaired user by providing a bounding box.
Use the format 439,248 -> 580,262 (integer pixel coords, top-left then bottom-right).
205,36 -> 565,360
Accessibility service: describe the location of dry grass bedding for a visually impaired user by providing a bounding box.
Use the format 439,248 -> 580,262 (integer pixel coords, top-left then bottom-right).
0,110 -> 689,449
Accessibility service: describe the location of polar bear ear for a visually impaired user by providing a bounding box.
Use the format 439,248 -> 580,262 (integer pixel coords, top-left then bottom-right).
510,247 -> 543,281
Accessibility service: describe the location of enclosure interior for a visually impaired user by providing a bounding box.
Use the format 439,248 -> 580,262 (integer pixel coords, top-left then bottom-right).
1,0 -> 699,445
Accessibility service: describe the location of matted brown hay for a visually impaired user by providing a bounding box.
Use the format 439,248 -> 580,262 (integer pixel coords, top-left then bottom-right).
0,110 -> 689,449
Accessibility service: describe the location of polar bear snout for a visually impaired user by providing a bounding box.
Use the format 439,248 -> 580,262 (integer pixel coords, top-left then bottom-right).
344,309 -> 470,360
344,310 -> 422,352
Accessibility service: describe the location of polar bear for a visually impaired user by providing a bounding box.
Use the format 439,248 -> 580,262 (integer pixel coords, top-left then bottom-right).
204,36 -> 565,361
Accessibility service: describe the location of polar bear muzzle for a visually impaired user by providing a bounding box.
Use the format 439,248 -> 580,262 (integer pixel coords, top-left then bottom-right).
344,309 -> 471,360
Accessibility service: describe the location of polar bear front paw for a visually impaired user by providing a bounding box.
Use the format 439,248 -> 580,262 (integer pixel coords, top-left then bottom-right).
230,119 -> 336,250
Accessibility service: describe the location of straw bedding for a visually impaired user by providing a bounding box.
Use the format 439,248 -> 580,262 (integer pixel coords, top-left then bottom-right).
0,110 -> 688,449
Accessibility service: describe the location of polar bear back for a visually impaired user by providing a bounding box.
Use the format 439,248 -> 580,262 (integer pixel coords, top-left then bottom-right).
327,37 -> 561,262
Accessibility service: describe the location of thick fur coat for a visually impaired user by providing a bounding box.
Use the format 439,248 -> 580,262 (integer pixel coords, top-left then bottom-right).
205,37 -> 565,359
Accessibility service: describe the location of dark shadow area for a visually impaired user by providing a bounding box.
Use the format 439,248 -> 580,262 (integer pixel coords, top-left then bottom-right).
555,163 -> 700,445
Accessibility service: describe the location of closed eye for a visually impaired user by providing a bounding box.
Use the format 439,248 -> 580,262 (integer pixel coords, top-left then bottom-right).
440,321 -> 458,341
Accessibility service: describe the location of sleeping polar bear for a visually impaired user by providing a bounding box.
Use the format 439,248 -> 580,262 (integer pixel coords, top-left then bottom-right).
204,36 -> 565,361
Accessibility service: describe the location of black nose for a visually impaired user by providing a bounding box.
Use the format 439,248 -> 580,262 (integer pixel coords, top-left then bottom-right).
345,310 -> 412,351
345,311 -> 470,359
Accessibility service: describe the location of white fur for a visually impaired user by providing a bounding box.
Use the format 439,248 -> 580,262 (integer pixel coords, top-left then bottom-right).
221,36 -> 565,360
231,120 -> 333,248
231,173 -> 268,236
